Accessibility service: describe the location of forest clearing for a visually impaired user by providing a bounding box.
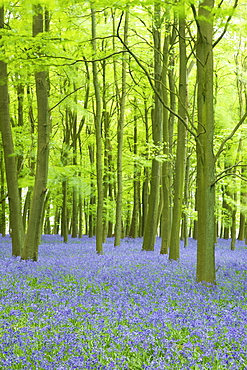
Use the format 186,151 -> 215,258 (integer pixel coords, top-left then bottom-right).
0,235 -> 246,369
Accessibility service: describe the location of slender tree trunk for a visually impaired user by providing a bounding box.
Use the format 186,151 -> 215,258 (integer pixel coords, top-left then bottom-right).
231,138 -> 241,250
230,196 -> 237,251
235,47 -> 246,241
22,4 -> 50,261
0,150 -> 6,237
41,190 -> 50,235
102,53 -> 111,242
114,10 -> 129,247
142,3 -> 163,251
169,4 -> 187,261
78,190 -> 83,238
182,154 -> 190,247
160,22 -> 171,255
196,0 -> 216,285
71,99 -> 78,238
129,100 -> 141,238
238,189 -> 246,240
0,6 -> 24,256
53,207 -> 60,235
91,7 -> 103,254
141,97 -> 150,236
88,142 -> 96,238
222,185 -> 231,239
61,179 -> 68,242
60,108 -> 70,242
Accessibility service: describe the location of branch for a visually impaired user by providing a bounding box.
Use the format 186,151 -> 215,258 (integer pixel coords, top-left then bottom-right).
213,0 -> 238,48
215,111 -> 247,161
49,86 -> 84,112
211,172 -> 247,187
190,4 -> 202,40
19,50 -> 128,67
0,193 -> 8,203
215,161 -> 244,178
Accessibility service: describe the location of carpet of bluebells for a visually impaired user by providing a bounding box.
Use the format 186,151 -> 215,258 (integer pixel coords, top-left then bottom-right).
0,235 -> 246,370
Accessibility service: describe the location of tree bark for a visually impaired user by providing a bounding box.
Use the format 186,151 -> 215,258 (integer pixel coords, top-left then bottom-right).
91,7 -> 103,254
0,6 -> 24,256
196,0 -> 216,285
142,3 -> 163,251
160,20 -> 171,255
169,4 -> 187,260
22,4 -> 50,260
114,10 -> 129,246
129,100 -> 141,238
0,151 -> 6,237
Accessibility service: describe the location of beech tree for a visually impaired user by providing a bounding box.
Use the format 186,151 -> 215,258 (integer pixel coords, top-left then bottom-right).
0,6 -> 24,257
91,6 -> 104,255
195,0 -> 216,284
114,10 -> 129,247
142,3 -> 163,251
169,1 -> 187,261
22,4 -> 51,261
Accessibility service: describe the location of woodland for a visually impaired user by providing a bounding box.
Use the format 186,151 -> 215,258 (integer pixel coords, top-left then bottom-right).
0,0 -> 247,285
0,1 -> 246,368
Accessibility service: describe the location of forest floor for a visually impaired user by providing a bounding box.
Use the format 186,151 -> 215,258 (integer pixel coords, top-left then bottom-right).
0,235 -> 246,370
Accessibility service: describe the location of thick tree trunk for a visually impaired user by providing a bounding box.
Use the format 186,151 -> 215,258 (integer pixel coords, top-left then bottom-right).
22,4 -> 50,260
0,7 -> 24,256
196,0 -> 216,285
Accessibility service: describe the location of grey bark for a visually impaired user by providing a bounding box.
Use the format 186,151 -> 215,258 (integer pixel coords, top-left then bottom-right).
0,7 -> 24,256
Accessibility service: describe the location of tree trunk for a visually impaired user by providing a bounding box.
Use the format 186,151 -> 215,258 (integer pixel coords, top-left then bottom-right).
114,10 -> 129,246
91,7 -> 103,254
141,97 -> 150,236
142,3 -> 163,251
22,4 -> 50,261
61,179 -> 68,242
129,100 -> 141,238
78,190 -> 83,238
0,6 -> 24,256
169,5 -> 187,261
196,0 -> 216,285
160,21 -> 171,255
182,154 -> 190,247
71,99 -> 78,238
0,150 -> 6,237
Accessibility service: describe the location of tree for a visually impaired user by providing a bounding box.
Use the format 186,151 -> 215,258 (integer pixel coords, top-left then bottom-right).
142,3 -> 163,251
22,4 -> 51,261
169,1 -> 187,261
195,0 -> 216,285
0,6 -> 24,257
91,6 -> 104,255
114,10 -> 129,247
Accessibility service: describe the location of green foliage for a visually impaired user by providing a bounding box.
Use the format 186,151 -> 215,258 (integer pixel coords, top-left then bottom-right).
0,0 -> 246,239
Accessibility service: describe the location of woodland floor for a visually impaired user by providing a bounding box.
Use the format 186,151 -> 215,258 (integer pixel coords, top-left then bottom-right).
0,235 -> 246,369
